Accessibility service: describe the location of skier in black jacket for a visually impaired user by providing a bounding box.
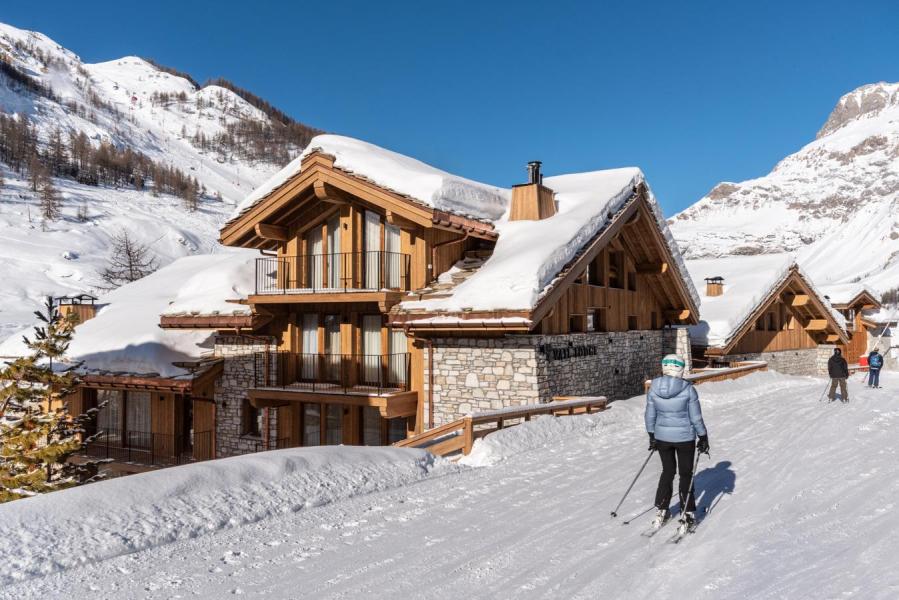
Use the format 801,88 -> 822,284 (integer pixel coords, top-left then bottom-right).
827,348 -> 850,403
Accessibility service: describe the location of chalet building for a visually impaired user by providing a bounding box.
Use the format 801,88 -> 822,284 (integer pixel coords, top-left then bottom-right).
0,135 -> 700,467
686,255 -> 849,375
860,307 -> 898,370
820,284 -> 882,363
208,134 -> 700,442
4,254 -> 258,474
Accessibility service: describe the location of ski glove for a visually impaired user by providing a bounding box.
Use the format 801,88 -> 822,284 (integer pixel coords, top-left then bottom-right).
697,435 -> 710,454
648,433 -> 657,451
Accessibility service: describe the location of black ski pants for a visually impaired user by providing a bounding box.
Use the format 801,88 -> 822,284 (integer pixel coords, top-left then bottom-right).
654,440 -> 697,512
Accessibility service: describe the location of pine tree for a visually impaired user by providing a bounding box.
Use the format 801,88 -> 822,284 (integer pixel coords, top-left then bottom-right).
97,229 -> 158,289
0,298 -> 105,502
28,155 -> 45,192
39,179 -> 60,221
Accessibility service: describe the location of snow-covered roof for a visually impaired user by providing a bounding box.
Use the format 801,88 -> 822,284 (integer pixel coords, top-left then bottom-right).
0,251 -> 256,378
686,254 -> 847,348
818,283 -> 881,307
228,134 -> 510,224
399,169 -> 699,313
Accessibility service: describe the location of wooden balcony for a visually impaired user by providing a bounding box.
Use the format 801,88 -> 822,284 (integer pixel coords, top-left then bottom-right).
249,351 -> 416,418
81,429 -> 214,467
253,252 -> 410,302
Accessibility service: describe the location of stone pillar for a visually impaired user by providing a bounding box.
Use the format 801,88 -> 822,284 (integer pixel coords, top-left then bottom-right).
214,335 -> 277,457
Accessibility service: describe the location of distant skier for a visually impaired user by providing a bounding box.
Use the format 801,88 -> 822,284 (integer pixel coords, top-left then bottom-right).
868,349 -> 884,389
827,348 -> 850,402
645,354 -> 709,530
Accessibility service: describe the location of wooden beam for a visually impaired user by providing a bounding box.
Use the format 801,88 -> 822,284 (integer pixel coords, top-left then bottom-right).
635,261 -> 668,275
788,293 -> 810,307
254,223 -> 288,242
825,333 -> 840,342
385,210 -> 419,231
805,319 -> 828,331
313,180 -> 349,205
664,309 -> 692,321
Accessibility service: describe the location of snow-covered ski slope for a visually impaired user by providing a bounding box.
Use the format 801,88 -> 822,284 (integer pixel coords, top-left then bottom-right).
0,22 -> 304,338
3,371 -> 898,599
671,81 -> 899,294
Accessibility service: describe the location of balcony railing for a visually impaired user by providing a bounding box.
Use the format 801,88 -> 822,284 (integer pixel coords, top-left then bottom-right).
255,252 -> 411,295
254,352 -> 411,395
82,429 -> 213,467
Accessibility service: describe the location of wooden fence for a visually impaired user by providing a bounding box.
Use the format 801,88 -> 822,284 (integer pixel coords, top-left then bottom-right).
394,396 -> 608,457
643,361 -> 768,392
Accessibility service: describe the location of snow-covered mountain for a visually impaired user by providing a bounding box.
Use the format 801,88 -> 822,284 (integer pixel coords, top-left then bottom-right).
671,82 -> 899,294
0,22 -> 316,339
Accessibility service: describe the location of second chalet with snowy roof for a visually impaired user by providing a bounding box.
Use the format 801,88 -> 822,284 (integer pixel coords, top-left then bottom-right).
205,134 -> 699,449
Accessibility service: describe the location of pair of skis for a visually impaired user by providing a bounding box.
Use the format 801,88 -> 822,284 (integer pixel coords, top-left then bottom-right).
639,508 -> 702,543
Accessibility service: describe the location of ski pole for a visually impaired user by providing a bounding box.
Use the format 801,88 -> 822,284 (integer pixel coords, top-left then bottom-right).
818,381 -> 831,402
679,449 -> 704,522
610,449 -> 654,518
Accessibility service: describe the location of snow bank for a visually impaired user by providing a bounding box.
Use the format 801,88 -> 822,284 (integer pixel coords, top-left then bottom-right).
229,134 -> 510,223
0,446 -> 447,586
686,254 -> 846,347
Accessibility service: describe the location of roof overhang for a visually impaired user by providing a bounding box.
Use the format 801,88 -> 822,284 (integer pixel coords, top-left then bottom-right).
832,290 -> 881,311
80,360 -> 223,393
220,151 -> 497,249
159,313 -> 271,330
712,267 -> 850,355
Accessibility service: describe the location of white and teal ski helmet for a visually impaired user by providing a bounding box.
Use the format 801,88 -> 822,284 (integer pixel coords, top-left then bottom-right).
661,354 -> 686,378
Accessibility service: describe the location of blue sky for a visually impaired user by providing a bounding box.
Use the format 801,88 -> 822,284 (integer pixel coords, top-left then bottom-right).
3,1 -> 898,214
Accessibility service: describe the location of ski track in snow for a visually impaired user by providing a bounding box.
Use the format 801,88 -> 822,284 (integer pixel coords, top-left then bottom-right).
4,372 -> 899,599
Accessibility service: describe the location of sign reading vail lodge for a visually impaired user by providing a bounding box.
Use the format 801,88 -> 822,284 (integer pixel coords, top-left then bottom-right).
539,343 -> 600,361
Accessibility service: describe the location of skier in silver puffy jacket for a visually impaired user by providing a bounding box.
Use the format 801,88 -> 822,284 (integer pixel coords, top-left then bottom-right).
645,354 -> 709,528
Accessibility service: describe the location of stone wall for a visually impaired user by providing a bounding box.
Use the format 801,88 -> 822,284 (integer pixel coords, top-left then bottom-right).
426,328 -> 689,426
214,335 -> 279,458
719,347 -> 824,377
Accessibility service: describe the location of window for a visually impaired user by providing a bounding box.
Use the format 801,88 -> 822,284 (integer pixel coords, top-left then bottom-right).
242,399 -> 262,437
767,312 -> 777,331
608,252 -> 624,289
586,309 -> 597,332
96,389 -> 123,434
326,405 -> 343,445
651,312 -> 658,330
627,315 -> 639,330
755,317 -> 765,331
594,308 -> 608,332
569,315 -> 585,333
362,407 -> 382,446
627,271 -> 637,292
303,403 -> 321,446
387,418 -> 408,444
588,254 -> 605,286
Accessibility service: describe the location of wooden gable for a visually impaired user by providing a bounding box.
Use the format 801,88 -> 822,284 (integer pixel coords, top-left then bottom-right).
531,186 -> 698,334
709,268 -> 849,356
220,151 -> 496,250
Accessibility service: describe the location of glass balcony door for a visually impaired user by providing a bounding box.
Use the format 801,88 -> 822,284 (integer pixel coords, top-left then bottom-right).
385,223 -> 401,289
326,214 -> 342,289
306,226 -> 324,290
388,328 -> 407,386
364,211 -> 381,289
361,315 -> 381,386
301,313 -> 319,381
324,314 -> 341,382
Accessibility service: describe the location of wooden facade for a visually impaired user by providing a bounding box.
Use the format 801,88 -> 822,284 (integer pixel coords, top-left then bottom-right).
704,269 -> 849,359
832,290 -> 881,362
220,150 -> 699,442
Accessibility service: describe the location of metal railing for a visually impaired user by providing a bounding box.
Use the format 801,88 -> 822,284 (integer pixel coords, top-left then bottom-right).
83,429 -> 213,467
254,351 -> 411,395
255,252 -> 411,294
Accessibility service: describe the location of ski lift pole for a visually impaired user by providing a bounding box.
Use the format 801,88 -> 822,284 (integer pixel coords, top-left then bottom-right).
610,449 -> 655,518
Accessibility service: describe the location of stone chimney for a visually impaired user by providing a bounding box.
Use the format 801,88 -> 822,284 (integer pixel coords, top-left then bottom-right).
705,276 -> 724,297
509,161 -> 556,221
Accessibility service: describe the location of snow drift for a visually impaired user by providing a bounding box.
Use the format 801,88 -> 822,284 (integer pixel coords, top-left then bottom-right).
0,446 -> 448,586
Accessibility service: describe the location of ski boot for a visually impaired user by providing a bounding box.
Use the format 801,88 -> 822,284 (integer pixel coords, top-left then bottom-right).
677,511 -> 696,535
651,508 -> 670,528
